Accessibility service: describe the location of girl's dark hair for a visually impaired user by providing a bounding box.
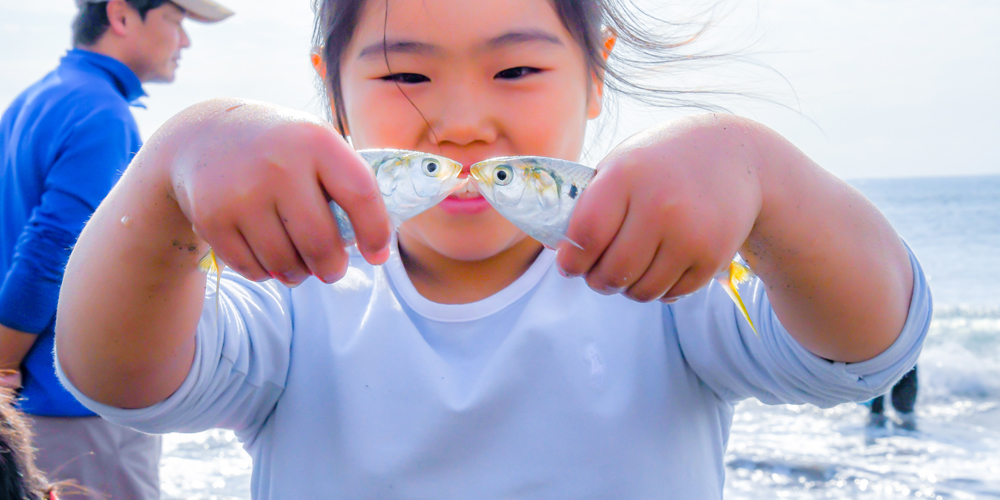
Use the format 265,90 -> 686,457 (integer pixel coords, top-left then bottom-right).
0,389 -> 60,500
312,0 -> 741,137
72,0 -> 172,47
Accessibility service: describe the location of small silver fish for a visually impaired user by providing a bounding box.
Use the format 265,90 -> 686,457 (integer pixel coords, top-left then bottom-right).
329,149 -> 466,245
470,156 -> 758,335
469,156 -> 593,250
199,149 -> 464,287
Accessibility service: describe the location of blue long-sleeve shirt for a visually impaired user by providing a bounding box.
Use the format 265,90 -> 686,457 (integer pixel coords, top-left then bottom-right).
1,49 -> 144,416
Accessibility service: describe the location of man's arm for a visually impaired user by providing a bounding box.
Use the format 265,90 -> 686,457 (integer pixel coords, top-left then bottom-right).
0,324 -> 36,389
0,106 -> 136,390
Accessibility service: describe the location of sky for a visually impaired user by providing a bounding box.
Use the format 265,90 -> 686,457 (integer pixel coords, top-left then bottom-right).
1,0 -> 998,180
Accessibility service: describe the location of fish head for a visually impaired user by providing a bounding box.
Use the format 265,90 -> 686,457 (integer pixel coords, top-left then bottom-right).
470,156 -> 596,246
357,149 -> 465,223
469,158 -> 529,209
471,157 -> 579,219
401,152 -> 464,199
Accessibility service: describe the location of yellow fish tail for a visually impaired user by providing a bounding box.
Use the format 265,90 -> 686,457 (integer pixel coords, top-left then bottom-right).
716,261 -> 758,337
197,249 -> 223,315
197,249 -> 220,275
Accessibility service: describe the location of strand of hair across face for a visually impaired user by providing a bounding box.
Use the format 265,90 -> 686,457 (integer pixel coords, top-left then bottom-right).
383,0 -> 443,153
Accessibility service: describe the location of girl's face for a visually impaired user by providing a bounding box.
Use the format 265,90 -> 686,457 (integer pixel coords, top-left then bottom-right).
339,0 -> 602,262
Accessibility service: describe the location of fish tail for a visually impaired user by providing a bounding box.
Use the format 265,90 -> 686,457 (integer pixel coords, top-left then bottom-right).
197,249 -> 220,275
716,261 -> 758,336
197,249 -> 223,316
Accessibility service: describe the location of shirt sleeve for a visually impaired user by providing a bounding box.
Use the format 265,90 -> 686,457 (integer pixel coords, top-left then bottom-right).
56,271 -> 294,439
673,245 -> 931,407
0,107 -> 135,333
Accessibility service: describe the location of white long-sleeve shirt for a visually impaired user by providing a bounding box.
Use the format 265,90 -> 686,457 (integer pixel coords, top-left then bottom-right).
59,244 -> 931,499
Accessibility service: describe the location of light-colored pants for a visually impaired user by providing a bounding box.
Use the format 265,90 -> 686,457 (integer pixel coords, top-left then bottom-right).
26,415 -> 161,500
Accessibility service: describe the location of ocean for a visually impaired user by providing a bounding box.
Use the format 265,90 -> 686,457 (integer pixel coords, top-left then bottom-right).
159,175 -> 1000,499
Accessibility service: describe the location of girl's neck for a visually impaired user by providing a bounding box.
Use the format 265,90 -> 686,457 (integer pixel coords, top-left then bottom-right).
397,237 -> 544,304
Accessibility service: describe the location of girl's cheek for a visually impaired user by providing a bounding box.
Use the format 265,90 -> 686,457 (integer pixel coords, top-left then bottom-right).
348,88 -> 427,147
500,87 -> 589,155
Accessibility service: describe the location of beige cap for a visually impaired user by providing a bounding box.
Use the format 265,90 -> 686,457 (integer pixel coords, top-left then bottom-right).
76,0 -> 234,23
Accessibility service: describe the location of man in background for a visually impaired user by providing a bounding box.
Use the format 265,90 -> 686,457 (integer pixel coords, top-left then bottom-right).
0,1 -> 232,498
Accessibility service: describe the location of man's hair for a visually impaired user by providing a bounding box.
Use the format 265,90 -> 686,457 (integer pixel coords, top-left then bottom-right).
71,0 -> 172,47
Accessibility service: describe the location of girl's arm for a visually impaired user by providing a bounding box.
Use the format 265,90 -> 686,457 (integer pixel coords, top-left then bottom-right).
56,99 -> 391,409
558,113 -> 912,363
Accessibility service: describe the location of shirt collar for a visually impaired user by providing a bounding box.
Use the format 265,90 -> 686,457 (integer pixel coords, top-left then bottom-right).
62,48 -> 148,108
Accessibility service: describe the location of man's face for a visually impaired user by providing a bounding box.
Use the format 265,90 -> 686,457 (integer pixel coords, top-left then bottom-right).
127,2 -> 191,83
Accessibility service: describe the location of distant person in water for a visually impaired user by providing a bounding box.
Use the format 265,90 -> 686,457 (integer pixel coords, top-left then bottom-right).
0,1 -> 232,498
868,366 -> 918,431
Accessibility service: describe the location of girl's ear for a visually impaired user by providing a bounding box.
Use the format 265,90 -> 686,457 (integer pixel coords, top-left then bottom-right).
310,48 -> 327,79
587,28 -> 617,120
311,48 -> 349,136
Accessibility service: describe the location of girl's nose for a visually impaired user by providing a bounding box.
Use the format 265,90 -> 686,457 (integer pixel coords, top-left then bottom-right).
431,83 -> 498,147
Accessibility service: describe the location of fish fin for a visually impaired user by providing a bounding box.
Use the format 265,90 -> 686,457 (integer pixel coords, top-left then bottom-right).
560,235 -> 584,251
388,213 -> 404,230
716,262 -> 758,337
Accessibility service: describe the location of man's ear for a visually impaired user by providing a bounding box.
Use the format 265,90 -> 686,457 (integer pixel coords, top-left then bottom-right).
311,47 -> 349,136
105,0 -> 136,37
587,28 -> 617,120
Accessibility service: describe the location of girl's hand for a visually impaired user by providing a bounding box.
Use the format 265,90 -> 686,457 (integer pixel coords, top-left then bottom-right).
170,100 -> 392,286
557,114 -> 763,303
0,370 -> 21,390
58,99 -> 393,409
557,113 -> 913,363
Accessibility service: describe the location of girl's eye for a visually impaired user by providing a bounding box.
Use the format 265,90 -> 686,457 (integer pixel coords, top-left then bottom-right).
494,67 -> 541,80
381,73 -> 430,84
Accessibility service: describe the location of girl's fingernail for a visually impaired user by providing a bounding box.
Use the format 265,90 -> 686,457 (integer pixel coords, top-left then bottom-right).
558,267 -> 569,278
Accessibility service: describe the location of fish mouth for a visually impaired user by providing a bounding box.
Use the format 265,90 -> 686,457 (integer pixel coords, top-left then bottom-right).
467,163 -> 492,185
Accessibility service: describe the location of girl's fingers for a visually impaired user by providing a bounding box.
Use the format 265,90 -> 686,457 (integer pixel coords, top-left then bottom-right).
277,182 -> 351,284
583,208 -> 662,294
624,244 -> 689,302
237,208 -> 310,285
662,261 -> 720,300
204,225 -> 269,282
556,168 -> 629,277
314,138 -> 392,265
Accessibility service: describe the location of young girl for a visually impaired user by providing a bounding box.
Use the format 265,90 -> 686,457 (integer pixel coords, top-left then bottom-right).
55,0 -> 931,497
0,387 -> 63,500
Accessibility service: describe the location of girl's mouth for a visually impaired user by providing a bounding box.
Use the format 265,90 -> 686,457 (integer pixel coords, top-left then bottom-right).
438,179 -> 491,214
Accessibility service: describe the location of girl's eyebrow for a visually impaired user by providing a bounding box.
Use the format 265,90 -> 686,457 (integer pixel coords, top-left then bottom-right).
358,40 -> 441,60
356,30 -> 564,60
485,30 -> 564,49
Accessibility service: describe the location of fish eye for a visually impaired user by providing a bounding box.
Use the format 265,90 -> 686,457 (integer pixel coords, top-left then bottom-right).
494,165 -> 514,186
421,158 -> 439,176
